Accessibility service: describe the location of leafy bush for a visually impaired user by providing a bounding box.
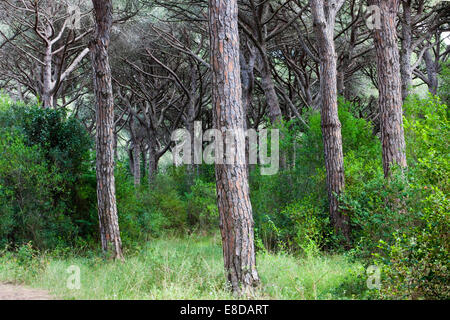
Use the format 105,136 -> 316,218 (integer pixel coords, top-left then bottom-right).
438,61 -> 450,106
115,168 -> 190,241
149,175 -> 188,232
403,94 -> 449,192
185,179 -> 219,231
0,98 -> 93,249
341,167 -> 423,257
113,162 -> 205,242
341,95 -> 447,242
251,98 -> 381,253
375,189 -> 449,300
0,130 -> 72,248
280,196 -> 332,256
340,95 -> 449,298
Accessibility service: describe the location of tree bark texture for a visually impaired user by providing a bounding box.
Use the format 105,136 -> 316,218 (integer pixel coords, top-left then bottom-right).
400,0 -> 413,101
208,0 -> 260,295
310,0 -> 350,242
90,0 -> 124,260
133,142 -> 141,187
260,51 -> 282,124
371,0 -> 407,177
129,116 -> 141,187
42,36 -> 55,108
148,141 -> 158,185
423,48 -> 439,95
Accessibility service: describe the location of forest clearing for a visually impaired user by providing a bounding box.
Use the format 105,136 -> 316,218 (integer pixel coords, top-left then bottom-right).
0,235 -> 365,300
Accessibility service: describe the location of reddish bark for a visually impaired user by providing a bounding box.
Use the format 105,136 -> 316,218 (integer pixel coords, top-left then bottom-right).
311,0 -> 350,242
209,0 -> 260,295
371,0 -> 407,177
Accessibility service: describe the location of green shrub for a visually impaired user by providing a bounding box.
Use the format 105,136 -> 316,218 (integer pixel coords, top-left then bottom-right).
0,99 -> 94,249
251,98 -> 381,252
375,189 -> 449,300
339,95 -> 449,299
438,61 -> 450,106
114,161 -> 145,243
403,94 -> 449,192
149,175 -> 188,232
280,196 -> 331,256
0,130 -> 74,248
185,179 -> 218,231
341,167 -> 423,257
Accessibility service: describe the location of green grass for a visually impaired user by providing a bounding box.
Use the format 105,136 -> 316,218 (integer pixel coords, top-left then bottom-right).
0,234 -> 369,300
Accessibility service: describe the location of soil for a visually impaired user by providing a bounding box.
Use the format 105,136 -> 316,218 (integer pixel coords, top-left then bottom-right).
0,283 -> 53,300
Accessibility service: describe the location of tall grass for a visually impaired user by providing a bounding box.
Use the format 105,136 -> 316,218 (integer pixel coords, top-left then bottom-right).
0,234 -> 367,300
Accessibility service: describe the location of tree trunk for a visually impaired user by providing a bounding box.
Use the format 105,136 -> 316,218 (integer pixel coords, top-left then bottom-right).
128,147 -> 135,176
142,147 -> 147,179
186,110 -> 196,182
41,93 -> 54,109
260,50 -> 287,169
113,131 -> 118,160
371,0 -> 407,177
186,61 -> 197,179
16,81 -> 24,101
338,19 -> 358,100
400,0 -> 413,101
148,150 -> 158,185
311,0 -> 350,242
133,142 -> 141,187
240,47 -> 256,129
240,49 -> 256,172
337,69 -> 345,96
42,35 -> 55,108
260,51 -> 282,124
424,48 -> 438,95
147,132 -> 158,185
90,0 -> 123,260
208,0 -> 260,295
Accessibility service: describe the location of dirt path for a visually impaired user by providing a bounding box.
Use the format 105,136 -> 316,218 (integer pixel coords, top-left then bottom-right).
0,283 -> 53,300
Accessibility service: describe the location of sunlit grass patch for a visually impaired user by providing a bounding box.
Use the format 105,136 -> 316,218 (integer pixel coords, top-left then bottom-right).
0,235 -> 366,300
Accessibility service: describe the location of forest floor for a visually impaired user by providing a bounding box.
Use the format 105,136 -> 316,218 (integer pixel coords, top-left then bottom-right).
0,283 -> 53,300
0,234 -> 370,299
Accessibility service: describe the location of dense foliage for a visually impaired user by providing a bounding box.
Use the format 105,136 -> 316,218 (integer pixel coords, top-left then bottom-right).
0,92 -> 448,299
0,99 -> 93,248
